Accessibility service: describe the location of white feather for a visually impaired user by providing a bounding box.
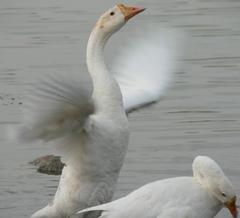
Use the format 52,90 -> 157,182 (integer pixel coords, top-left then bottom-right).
112,27 -> 178,112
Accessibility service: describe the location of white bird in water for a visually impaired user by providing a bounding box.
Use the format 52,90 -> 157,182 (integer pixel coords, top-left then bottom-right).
11,3 -> 175,218
78,156 -> 238,218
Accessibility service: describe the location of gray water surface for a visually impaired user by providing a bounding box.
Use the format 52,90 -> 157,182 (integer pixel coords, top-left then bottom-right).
1,0 -> 240,217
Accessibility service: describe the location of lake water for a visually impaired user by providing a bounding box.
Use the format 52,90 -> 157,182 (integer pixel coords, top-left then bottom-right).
1,0 -> 240,217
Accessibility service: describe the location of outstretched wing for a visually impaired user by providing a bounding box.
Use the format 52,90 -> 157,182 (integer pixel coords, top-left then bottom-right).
111,27 -> 178,112
12,70 -> 94,144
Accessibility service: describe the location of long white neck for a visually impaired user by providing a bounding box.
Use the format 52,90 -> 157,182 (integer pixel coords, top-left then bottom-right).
87,26 -> 123,115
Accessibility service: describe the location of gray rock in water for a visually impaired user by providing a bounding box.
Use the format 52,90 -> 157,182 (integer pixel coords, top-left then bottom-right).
30,155 -> 65,175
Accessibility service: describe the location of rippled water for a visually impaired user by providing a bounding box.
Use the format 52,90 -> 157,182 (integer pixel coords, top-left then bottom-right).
1,0 -> 240,217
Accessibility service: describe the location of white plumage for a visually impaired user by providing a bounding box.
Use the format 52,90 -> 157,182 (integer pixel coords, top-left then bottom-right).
112,28 -> 176,112
78,156 -> 237,218
9,4 -> 177,218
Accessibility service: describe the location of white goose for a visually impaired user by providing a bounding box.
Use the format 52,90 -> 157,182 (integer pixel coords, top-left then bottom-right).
78,156 -> 238,218
12,4 -> 174,218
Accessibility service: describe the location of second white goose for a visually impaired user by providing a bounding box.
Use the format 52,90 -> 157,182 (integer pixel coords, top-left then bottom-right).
78,156 -> 238,218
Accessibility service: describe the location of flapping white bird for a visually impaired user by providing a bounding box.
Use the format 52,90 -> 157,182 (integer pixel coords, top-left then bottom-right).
11,3 -> 175,218
78,156 -> 238,218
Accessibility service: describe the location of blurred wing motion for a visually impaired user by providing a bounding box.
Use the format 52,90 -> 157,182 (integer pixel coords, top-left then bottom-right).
112,27 -> 178,112
10,27 -> 178,146
13,71 -> 93,144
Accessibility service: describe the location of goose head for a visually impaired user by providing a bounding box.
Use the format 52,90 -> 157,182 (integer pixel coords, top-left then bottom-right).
94,4 -> 145,37
193,156 -> 238,218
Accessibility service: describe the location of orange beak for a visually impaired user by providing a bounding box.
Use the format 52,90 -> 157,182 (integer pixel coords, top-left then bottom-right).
225,196 -> 238,218
117,4 -> 145,21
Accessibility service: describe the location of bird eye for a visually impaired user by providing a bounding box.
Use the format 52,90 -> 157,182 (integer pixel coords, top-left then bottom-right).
221,193 -> 226,197
110,12 -> 115,16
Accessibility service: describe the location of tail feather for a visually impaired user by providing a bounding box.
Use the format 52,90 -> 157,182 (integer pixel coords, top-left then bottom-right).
77,204 -> 108,215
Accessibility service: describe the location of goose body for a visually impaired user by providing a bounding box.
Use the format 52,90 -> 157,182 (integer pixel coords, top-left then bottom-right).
14,4 -> 145,218
79,177 -> 221,218
78,156 -> 237,218
10,3 -> 176,218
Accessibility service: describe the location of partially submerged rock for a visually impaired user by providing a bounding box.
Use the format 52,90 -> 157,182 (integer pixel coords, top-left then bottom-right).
30,155 -> 65,175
